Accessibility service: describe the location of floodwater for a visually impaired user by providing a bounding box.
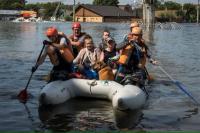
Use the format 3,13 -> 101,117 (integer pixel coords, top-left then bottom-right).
0,21 -> 200,131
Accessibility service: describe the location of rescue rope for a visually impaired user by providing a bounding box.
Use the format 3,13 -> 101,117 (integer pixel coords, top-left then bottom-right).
87,80 -> 97,95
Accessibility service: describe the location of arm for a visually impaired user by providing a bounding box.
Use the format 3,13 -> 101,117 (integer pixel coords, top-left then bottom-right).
31,47 -> 48,73
116,34 -> 132,50
58,32 -> 68,38
70,40 -> 82,47
69,34 -> 84,47
35,47 -> 48,66
73,48 -> 84,64
99,51 -> 104,62
144,44 -> 158,65
51,37 -> 66,49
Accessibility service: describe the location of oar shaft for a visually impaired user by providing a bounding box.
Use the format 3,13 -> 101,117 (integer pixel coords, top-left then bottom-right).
158,65 -> 175,82
18,43 -> 46,102
25,44 -> 45,90
25,72 -> 34,90
36,44 -> 45,65
158,65 -> 199,106
175,81 -> 199,105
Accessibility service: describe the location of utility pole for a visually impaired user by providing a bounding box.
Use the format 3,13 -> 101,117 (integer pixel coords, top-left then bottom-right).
197,0 -> 199,24
73,0 -> 76,22
143,0 -> 155,30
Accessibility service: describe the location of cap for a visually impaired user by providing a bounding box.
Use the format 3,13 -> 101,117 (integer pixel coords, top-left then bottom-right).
130,22 -> 139,28
131,27 -> 143,35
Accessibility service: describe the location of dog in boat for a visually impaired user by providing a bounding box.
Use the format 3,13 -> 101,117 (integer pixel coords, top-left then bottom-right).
92,61 -> 115,80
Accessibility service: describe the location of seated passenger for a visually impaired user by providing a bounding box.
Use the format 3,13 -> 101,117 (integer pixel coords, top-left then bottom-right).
100,37 -> 119,75
73,34 -> 101,79
99,29 -> 111,50
69,22 -> 87,57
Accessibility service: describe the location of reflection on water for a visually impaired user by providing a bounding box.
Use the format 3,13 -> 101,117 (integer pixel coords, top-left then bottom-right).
0,22 -> 200,131
39,99 -> 114,131
114,109 -> 143,130
38,98 -> 143,131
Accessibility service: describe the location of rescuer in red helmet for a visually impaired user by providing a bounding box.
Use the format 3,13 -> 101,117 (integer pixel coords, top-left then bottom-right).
69,22 -> 87,57
33,27 -> 74,82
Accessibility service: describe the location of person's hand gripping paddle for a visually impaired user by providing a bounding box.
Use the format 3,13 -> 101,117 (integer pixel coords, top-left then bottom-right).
17,41 -> 49,103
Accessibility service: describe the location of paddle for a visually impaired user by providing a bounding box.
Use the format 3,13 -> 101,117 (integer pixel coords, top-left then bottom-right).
18,42 -> 46,102
157,65 -> 199,106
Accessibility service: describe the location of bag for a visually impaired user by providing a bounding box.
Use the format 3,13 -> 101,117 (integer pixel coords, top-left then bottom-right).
84,69 -> 98,79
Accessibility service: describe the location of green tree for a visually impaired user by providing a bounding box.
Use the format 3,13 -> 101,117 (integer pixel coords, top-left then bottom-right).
154,0 -> 165,10
0,0 -> 24,9
40,2 -> 67,20
176,10 -> 184,16
24,3 -> 40,12
183,3 -> 196,22
155,0 -> 181,10
164,1 -> 181,10
41,2 -> 58,19
24,2 -> 73,20
93,0 -> 119,6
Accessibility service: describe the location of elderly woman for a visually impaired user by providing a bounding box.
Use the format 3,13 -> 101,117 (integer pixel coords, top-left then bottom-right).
73,34 -> 101,79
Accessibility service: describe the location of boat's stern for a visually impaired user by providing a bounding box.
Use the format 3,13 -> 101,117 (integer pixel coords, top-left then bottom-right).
112,84 -> 146,110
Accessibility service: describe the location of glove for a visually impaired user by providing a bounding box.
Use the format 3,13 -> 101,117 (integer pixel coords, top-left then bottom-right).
31,65 -> 38,73
150,59 -> 158,65
43,40 -> 52,45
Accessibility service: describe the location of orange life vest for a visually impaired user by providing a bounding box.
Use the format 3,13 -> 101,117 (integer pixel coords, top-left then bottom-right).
60,48 -> 74,63
118,44 -> 134,65
118,41 -> 147,68
56,35 -> 74,63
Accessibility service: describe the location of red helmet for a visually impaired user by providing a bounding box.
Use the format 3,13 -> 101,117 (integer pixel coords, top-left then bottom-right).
45,27 -> 58,36
72,22 -> 81,29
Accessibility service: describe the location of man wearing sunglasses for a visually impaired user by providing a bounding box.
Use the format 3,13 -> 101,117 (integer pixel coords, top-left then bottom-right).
115,27 -> 157,86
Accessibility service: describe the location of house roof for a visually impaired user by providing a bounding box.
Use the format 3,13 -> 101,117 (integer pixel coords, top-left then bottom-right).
76,4 -> 134,17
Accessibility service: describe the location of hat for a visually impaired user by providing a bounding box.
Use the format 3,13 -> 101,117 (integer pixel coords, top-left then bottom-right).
130,22 -> 139,28
132,27 -> 143,35
106,37 -> 114,43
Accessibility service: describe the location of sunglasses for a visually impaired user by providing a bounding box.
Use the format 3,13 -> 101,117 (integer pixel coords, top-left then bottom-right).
131,33 -> 142,36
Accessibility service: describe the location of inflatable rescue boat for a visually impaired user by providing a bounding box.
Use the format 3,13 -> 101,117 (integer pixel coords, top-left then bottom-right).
39,79 -> 147,110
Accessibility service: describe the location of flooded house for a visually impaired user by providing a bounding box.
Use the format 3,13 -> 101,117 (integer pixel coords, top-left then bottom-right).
74,4 -> 139,22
